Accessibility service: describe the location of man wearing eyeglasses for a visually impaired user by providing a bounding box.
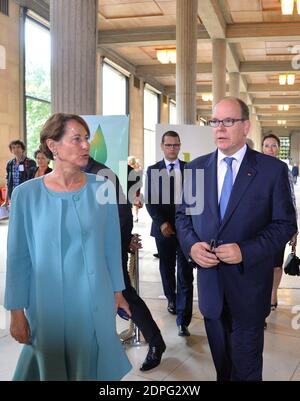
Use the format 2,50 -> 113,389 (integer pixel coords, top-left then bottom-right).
146,131 -> 194,338
176,97 -> 297,381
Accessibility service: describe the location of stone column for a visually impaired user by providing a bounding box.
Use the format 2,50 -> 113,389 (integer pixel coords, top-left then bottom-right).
239,92 -> 248,104
229,72 -> 240,98
290,132 -> 300,165
129,75 -> 144,165
50,0 -> 97,114
248,105 -> 262,150
176,0 -> 198,124
160,96 -> 169,124
96,52 -> 104,115
212,39 -> 226,108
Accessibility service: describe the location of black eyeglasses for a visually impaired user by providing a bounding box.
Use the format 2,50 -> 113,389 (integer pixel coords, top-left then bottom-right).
163,144 -> 181,148
208,118 -> 246,128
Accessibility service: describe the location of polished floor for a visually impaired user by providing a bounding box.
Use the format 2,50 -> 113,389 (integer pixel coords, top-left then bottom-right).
1,186 -> 300,381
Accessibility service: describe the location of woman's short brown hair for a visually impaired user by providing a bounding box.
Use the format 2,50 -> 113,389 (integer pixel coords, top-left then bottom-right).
40,113 -> 90,160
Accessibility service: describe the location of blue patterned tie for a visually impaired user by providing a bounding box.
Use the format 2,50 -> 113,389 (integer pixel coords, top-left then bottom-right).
169,163 -> 175,204
219,157 -> 235,220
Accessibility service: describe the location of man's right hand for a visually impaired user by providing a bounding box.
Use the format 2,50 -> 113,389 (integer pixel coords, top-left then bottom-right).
160,222 -> 175,237
190,242 -> 219,268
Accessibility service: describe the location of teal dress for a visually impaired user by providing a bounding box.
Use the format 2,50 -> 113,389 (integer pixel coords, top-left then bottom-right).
60,190 -> 98,380
5,174 -> 131,381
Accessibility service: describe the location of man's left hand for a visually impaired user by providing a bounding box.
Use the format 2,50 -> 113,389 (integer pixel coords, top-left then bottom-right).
214,243 -> 242,264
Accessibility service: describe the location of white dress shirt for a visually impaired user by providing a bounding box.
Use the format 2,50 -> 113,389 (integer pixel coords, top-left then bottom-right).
164,158 -> 182,203
164,158 -> 180,174
217,144 -> 247,203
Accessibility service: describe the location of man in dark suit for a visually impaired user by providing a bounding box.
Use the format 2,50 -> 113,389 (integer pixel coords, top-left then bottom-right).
176,97 -> 297,381
84,157 -> 166,371
146,131 -> 194,337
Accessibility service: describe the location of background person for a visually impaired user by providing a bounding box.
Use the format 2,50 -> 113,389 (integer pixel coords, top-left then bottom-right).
29,149 -> 52,178
127,156 -> 143,222
262,134 -> 298,311
146,131 -> 194,337
5,113 -> 131,381
84,156 -> 166,371
2,140 -> 36,206
292,163 -> 299,185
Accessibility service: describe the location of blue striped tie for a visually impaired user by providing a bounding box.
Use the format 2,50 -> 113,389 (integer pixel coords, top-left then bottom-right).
219,157 -> 235,220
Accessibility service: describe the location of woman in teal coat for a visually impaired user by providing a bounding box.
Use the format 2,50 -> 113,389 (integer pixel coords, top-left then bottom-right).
4,113 -> 132,381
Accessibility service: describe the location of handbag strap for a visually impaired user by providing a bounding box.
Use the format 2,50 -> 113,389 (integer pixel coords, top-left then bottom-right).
292,244 -> 296,254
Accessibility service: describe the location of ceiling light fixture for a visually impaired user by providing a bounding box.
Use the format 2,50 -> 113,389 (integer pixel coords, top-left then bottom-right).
287,73 -> 295,85
279,74 -> 287,85
202,93 -> 213,102
279,73 -> 295,85
281,0 -> 300,14
156,49 -> 176,64
281,0 -> 295,14
278,104 -> 290,111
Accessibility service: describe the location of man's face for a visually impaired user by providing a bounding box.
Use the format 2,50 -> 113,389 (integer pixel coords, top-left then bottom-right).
161,135 -> 181,161
213,99 -> 250,156
10,144 -> 24,159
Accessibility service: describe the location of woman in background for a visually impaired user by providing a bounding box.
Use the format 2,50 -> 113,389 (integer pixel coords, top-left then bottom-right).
29,149 -> 52,178
262,133 -> 298,312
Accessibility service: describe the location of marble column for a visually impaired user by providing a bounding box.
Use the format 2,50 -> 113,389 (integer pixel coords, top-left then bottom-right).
248,105 -> 262,150
229,72 -> 240,98
239,92 -> 248,104
212,39 -> 226,109
129,75 -> 144,164
50,0 -> 97,114
96,52 -> 104,115
176,0 -> 198,124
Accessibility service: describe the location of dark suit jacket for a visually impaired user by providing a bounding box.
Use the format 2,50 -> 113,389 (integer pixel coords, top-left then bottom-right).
146,159 -> 186,237
6,157 -> 36,199
176,147 -> 297,324
28,166 -> 52,179
84,157 -> 133,253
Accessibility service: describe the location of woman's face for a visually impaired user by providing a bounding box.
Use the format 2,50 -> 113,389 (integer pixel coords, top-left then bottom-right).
52,120 -> 90,168
262,137 -> 279,158
36,152 -> 49,169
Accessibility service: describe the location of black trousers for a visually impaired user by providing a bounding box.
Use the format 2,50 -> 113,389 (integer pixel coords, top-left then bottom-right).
122,252 -> 164,346
155,235 -> 194,327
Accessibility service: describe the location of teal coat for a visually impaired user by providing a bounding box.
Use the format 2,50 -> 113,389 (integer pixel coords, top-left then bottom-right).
4,174 -> 131,381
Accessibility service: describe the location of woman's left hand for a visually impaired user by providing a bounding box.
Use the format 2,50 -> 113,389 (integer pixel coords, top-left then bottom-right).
114,292 -> 131,318
289,232 -> 298,247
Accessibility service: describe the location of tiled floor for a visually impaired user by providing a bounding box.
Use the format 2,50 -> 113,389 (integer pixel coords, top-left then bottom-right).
1,185 -> 300,381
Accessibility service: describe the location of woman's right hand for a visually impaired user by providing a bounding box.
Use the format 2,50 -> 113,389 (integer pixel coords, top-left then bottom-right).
10,310 -> 31,345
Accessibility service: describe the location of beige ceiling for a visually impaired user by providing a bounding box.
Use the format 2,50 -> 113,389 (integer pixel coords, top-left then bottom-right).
97,0 -> 300,135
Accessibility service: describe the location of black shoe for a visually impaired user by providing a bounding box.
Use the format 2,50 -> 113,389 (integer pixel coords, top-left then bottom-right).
271,302 -> 278,311
167,301 -> 176,315
140,342 -> 166,372
153,253 -> 159,258
178,325 -> 190,337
